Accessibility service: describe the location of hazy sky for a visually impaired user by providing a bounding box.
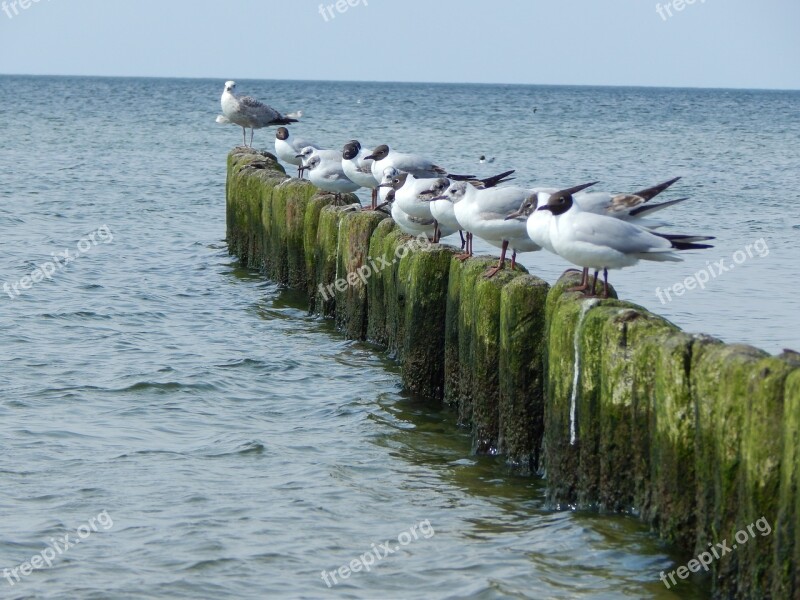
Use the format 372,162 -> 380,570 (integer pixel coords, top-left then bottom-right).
0,0 -> 798,89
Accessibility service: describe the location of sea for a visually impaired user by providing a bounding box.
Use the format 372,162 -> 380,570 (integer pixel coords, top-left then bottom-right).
1,75 -> 798,599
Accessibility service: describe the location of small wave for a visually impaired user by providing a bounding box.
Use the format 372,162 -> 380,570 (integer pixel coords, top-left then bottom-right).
118,381 -> 219,393
200,440 -> 267,458
183,557 -> 240,571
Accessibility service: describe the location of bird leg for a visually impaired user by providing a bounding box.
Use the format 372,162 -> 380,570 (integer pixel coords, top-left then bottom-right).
249,128 -> 255,147
241,127 -> 247,147
510,249 -> 517,270
484,240 -> 508,278
567,268 -> 590,292
459,230 -> 466,250
602,268 -> 610,298
371,188 -> 378,210
456,232 -> 473,261
433,221 -> 440,243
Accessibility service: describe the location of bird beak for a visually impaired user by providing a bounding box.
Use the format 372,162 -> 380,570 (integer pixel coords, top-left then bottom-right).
559,181 -> 600,196
295,154 -> 304,159
426,195 -> 447,202
363,154 -> 376,161
504,209 -> 524,220
378,182 -> 393,188
537,205 -> 554,212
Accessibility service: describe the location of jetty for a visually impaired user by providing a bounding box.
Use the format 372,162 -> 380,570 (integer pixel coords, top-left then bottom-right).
226,147 -> 799,598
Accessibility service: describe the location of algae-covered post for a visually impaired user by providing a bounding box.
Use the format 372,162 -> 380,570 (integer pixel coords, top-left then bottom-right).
225,147 -> 800,599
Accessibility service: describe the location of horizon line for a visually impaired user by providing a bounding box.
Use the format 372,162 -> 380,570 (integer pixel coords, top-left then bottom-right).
1,72 -> 798,93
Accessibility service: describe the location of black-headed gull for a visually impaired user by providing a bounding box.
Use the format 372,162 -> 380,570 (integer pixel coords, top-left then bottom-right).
364,144 -> 474,184
342,140 -> 380,209
538,182 -> 714,297
428,171 -> 515,248
304,154 -> 361,202
507,177 -> 687,291
432,181 -> 551,277
275,127 -> 318,179
379,172 -> 448,219
375,168 -> 454,239
296,146 -> 344,177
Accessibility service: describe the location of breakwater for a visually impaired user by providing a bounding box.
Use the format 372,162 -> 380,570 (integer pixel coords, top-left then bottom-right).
226,147 -> 799,598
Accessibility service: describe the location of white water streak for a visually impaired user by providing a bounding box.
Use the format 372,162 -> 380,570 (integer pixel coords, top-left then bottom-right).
570,299 -> 600,445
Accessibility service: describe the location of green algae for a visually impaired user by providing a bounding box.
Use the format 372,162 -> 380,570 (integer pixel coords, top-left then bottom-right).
334,210 -> 388,340
400,245 -> 458,400
498,274 -> 549,473
224,150 -> 799,599
313,205 -> 350,318
303,195 -> 335,308
365,219 -> 400,345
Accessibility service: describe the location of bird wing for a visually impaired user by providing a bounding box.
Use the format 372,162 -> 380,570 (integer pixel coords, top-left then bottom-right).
238,95 -> 284,123
476,188 -> 529,220
394,152 -> 438,176
356,156 -> 374,174
569,212 -> 674,254
320,167 -> 352,183
575,191 -> 646,217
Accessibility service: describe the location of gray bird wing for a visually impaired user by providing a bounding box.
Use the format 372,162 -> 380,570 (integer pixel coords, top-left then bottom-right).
239,95 -> 284,124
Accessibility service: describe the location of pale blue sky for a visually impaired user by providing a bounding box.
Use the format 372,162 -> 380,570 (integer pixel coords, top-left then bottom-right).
0,0 -> 798,89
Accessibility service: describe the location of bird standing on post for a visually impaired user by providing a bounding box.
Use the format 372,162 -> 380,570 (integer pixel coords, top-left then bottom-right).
219,81 -> 299,147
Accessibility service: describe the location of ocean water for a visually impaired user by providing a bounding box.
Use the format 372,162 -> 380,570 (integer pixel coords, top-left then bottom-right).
1,74 -> 798,599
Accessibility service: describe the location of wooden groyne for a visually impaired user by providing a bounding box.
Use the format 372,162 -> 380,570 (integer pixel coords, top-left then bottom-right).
226,147 -> 799,598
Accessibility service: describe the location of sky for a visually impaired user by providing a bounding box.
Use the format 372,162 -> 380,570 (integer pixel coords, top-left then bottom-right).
0,0 -> 798,89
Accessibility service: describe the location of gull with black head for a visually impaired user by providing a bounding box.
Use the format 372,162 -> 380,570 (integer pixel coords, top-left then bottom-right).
275,128 -> 318,179
538,182 -> 714,298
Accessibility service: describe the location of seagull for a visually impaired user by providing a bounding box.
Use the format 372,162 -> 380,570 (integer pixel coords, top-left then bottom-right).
376,167 -> 399,208
375,168 -> 452,239
390,201 -> 455,240
428,171 -> 516,247
303,154 -> 361,203
275,127 -> 318,179
219,81 -> 298,147
379,172 -> 450,220
506,177 -> 688,291
479,155 -> 496,164
364,144 -> 475,184
296,146 -> 344,177
342,140 -> 380,209
436,183 -> 551,277
539,182 -> 714,298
